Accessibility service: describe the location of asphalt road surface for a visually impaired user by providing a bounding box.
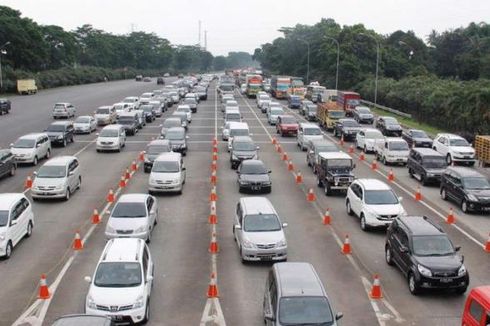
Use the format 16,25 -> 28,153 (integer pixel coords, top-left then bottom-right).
0,80 -> 488,326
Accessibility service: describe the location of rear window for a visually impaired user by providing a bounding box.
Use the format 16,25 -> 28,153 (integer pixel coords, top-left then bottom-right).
279,297 -> 333,324
96,108 -> 110,114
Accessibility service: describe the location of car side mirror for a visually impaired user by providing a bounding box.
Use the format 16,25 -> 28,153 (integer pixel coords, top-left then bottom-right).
454,246 -> 461,252
282,223 -> 288,228
234,224 -> 241,230
335,312 -> 344,321
36,144 -> 41,148
9,143 -> 14,147
147,275 -> 154,282
398,196 -> 403,202
268,170 -> 272,174
264,313 -> 275,322
400,246 -> 409,253
68,171 -> 74,176
84,276 -> 92,283
10,220 -> 18,226
33,171 -> 38,176
256,146 -> 260,150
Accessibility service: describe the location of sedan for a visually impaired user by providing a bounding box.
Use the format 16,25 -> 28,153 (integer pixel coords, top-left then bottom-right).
0,149 -> 16,179
237,160 -> 271,193
402,129 -> 433,148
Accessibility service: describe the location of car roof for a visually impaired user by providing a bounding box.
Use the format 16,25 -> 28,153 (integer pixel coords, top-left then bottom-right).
43,156 -> 76,166
319,151 -> 351,160
0,193 -> 26,210
436,133 -> 463,139
355,178 -> 391,190
411,148 -> 443,156
117,193 -> 149,203
362,128 -> 383,134
241,159 -> 265,167
240,196 -> 274,214
274,262 -> 325,297
447,166 -> 485,178
50,121 -> 72,126
300,122 -> 320,128
119,112 -> 137,117
97,106 -> 112,109
19,133 -> 47,139
309,139 -> 336,147
54,102 -> 71,105
154,152 -> 181,162
339,118 -> 357,123
147,139 -> 170,146
233,136 -> 253,142
101,124 -> 122,130
167,126 -> 185,133
385,137 -> 406,143
228,122 -> 248,129
398,216 -> 445,236
102,238 -> 144,262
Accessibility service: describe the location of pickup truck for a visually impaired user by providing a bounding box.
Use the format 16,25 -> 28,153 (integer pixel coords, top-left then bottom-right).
374,137 -> 410,165
316,152 -> 355,196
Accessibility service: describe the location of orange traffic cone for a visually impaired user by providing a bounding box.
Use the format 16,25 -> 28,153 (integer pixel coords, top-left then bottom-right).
212,145 -> 218,153
208,203 -> 217,224
388,169 -> 395,182
288,160 -> 294,171
139,151 -> 145,161
209,232 -> 219,253
371,159 -> 378,170
212,152 -> 218,161
282,152 -> 289,161
339,135 -> 344,147
131,160 -> 137,171
484,233 -> 490,253
210,171 -> 217,185
38,274 -> 50,299
119,176 -> 126,188
414,186 -> 422,201
91,209 -> 100,224
348,145 -> 354,153
277,144 -> 282,153
307,188 -> 316,202
359,152 -> 365,161
370,274 -> 383,299
212,137 -> 218,146
296,172 -> 303,184
125,169 -> 131,180
207,273 -> 219,298
446,208 -> 455,224
211,160 -> 217,171
323,209 -> 331,225
342,234 -> 352,254
73,231 -> 83,250
106,189 -> 115,203
25,175 -> 33,189
209,186 -> 218,202
272,137 -> 277,145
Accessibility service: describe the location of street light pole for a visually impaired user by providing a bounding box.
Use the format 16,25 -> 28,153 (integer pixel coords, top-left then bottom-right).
0,41 -> 10,92
324,36 -> 340,90
359,34 -> 380,105
297,39 -> 310,84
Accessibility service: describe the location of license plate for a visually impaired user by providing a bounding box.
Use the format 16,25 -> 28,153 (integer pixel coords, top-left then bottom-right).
464,156 -> 470,159
440,278 -> 452,283
483,207 -> 490,211
261,256 -> 272,261
111,315 -> 123,321
252,186 -> 261,191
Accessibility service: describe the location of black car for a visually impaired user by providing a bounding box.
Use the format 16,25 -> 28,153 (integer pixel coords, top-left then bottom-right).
385,215 -> 469,295
352,106 -> 374,124
376,116 -> 403,137
316,152 -> 355,196
0,149 -> 16,179
402,129 -> 433,148
117,113 -> 139,135
52,314 -> 114,326
407,148 -> 447,186
140,105 -> 156,122
306,139 -> 338,174
157,77 -> 165,85
165,127 -> 188,155
333,118 -> 362,140
45,121 -> 74,147
237,159 -> 271,193
135,75 -> 143,81
230,136 -> 259,169
440,166 -> 490,213
0,98 -> 11,115
194,86 -> 208,100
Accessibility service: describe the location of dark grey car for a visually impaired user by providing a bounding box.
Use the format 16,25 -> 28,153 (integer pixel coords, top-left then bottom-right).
230,136 -> 259,169
237,160 -> 271,193
165,127 -> 188,155
143,139 -> 172,172
0,149 -> 16,179
45,121 -> 74,147
0,98 -> 11,115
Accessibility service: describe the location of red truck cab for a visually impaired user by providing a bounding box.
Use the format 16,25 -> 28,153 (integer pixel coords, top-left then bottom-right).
462,286 -> 490,326
337,91 -> 361,117
276,115 -> 299,137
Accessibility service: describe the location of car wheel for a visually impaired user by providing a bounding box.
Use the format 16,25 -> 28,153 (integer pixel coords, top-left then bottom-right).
146,230 -> 151,243
33,156 -> 38,166
421,174 -> 428,186
65,188 -> 70,201
26,221 -> 33,238
364,146 -> 368,153
408,273 -> 420,295
142,300 -> 150,324
324,184 -> 331,196
408,168 -> 414,178
46,149 -> 51,159
440,187 -> 447,200
240,249 -> 246,264
78,177 -> 82,189
446,154 -> 452,165
385,246 -> 394,266
360,214 -> 368,231
62,139 -> 67,147
346,200 -> 353,216
9,165 -> 16,176
461,199 -> 469,213
382,156 -> 387,165
3,241 -> 12,259
317,177 -> 323,188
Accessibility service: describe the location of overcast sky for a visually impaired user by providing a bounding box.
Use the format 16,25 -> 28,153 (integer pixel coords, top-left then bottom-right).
3,0 -> 490,56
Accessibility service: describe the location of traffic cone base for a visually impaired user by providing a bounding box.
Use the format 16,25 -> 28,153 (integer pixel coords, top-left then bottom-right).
370,275 -> 383,299
207,274 -> 219,298
307,188 -> 316,202
342,235 -> 352,255
38,274 -> 50,299
73,232 -> 83,250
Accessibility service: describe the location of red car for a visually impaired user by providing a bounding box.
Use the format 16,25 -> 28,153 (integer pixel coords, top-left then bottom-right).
276,115 -> 299,136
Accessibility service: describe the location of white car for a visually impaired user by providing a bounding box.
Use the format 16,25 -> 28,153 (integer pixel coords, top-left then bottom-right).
267,106 -> 284,125
140,92 -> 154,101
256,94 -> 271,108
176,105 -> 192,122
113,102 -> 133,117
31,156 -> 81,201
96,125 -> 126,152
74,116 -> 97,134
52,102 -> 76,119
169,91 -> 179,104
148,152 -> 186,194
227,122 -> 250,151
0,193 -> 34,259
10,133 -> 51,166
85,238 -> 153,324
432,133 -> 476,166
297,123 -> 323,151
240,84 -> 247,94
105,194 -> 158,242
355,128 -> 385,153
94,106 -> 117,125
122,96 -> 140,109
149,100 -> 163,117
345,179 -> 406,231
374,137 -> 410,165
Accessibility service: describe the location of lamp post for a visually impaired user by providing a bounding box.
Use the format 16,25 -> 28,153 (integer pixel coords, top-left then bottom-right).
324,36 -> 340,90
0,41 -> 10,92
297,39 -> 310,84
358,33 -> 380,104
398,40 -> 414,59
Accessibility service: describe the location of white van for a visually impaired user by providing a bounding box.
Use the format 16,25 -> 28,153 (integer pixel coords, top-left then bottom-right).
0,193 -> 34,258
10,133 -> 51,166
31,156 -> 81,201
94,106 -> 117,125
148,152 -> 186,194
224,109 -> 242,126
96,125 -> 126,152
227,122 -> 250,151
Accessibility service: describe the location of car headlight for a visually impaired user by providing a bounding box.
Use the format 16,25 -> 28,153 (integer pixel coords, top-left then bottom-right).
418,264 -> 432,277
57,135 -> 63,140
426,173 -> 434,177
232,154 -> 238,160
55,184 -> 64,190
0,233 -> 5,240
242,239 -> 256,249
87,295 -> 97,309
134,295 -> 145,309
467,194 -> 478,202
458,264 -> 467,276
105,224 -> 116,233
172,179 -> 180,184
134,225 -> 147,233
276,239 -> 287,247
239,179 -> 249,185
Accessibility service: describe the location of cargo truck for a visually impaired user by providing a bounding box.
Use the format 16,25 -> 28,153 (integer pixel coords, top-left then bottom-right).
289,77 -> 306,99
245,74 -> 263,98
317,101 -> 345,131
17,79 -> 38,95
271,76 -> 291,99
475,135 -> 490,167
306,85 -> 326,103
337,91 -> 361,116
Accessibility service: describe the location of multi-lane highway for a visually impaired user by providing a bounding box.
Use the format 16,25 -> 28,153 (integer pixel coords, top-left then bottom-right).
0,79 -> 489,326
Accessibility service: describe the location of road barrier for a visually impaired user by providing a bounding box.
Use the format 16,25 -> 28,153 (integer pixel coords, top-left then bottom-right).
207,273 -> 219,298
414,186 -> 422,201
106,189 -> 115,203
119,176 -> 126,188
125,169 -> 131,180
282,152 -> 289,161
295,172 -> 303,184
287,160 -> 294,171
485,234 -> 490,253
210,170 -> 217,185
359,152 -> 365,161
371,159 -> 378,170
209,186 -> 218,202
209,232 -> 219,253
348,145 -> 354,153
388,169 -> 395,182
91,209 -> 100,224
307,188 -> 316,202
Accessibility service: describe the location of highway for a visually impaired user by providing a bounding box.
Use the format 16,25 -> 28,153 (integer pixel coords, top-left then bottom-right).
0,79 -> 488,326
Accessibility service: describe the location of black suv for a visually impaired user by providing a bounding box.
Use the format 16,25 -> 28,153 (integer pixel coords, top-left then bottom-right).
0,98 -> 11,115
45,121 -> 74,147
402,129 -> 433,148
316,152 -> 355,196
236,159 -> 271,193
407,148 -> 447,186
230,136 -> 259,169
376,116 -> 403,137
385,215 -> 468,295
0,149 -> 16,179
440,166 -> 490,213
333,118 -> 361,140
157,77 -> 165,85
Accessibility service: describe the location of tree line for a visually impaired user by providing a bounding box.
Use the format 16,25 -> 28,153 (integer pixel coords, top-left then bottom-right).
253,18 -> 490,134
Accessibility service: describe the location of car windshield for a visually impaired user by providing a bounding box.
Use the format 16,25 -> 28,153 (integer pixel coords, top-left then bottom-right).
153,161 -> 180,173
233,141 -> 255,151
94,262 -> 142,288
123,98 -> 136,103
112,202 -> 146,218
0,210 -> 9,227
281,117 -> 296,124
423,157 -> 447,168
75,117 -> 90,123
163,119 -> 181,128
13,138 -> 35,148
411,130 -> 428,138
304,128 -> 321,135
177,107 -> 190,113
226,113 -> 241,120
307,105 -> 317,112
271,109 -> 284,115
329,111 -> 344,118
412,235 -> 454,256
384,117 -> 398,125
241,163 -> 267,174
230,129 -> 249,137
357,107 -> 371,114
449,138 -> 470,146
342,120 -> 359,127
54,104 -> 66,109
166,130 -> 185,140
118,117 -> 134,124
37,165 -> 66,178
96,108 -> 109,114
365,131 -> 384,139
184,99 -> 196,104
462,177 -> 490,190
47,125 -> 66,132
147,145 -> 170,154
388,142 -> 409,151
99,129 -> 119,137
327,159 -> 351,168
141,105 -> 153,112
316,145 -> 337,152
219,85 -> 234,91
243,214 -> 281,232
279,297 -> 333,325
259,95 -> 269,100
364,190 -> 399,205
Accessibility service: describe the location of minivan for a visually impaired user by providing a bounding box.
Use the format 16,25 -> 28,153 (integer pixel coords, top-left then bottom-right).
143,139 -> 172,173
96,125 -> 126,152
94,106 -> 117,125
148,152 -> 186,194
233,197 -> 287,262
263,262 -> 343,325
224,109 -> 242,125
10,133 -> 51,166
117,112 -> 139,136
31,156 -> 81,201
226,122 -> 250,151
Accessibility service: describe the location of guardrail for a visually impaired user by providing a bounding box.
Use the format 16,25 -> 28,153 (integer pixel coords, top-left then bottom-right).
360,100 -> 412,119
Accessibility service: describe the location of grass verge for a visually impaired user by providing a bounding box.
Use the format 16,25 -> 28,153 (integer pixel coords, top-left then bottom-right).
370,107 -> 445,136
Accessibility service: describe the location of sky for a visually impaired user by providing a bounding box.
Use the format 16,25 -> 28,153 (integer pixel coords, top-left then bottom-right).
3,0 -> 490,56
